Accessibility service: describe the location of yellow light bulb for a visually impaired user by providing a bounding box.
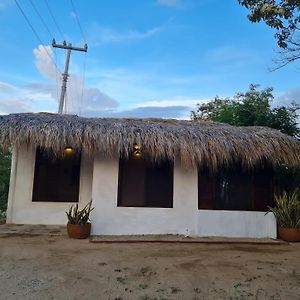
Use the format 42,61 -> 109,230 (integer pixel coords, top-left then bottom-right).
65,147 -> 73,154
132,145 -> 142,158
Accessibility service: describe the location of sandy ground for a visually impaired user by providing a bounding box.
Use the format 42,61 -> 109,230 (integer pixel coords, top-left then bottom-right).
0,235 -> 300,300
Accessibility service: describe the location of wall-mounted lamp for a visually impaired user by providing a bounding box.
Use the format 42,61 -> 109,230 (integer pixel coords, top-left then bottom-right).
132,145 -> 142,158
64,146 -> 74,155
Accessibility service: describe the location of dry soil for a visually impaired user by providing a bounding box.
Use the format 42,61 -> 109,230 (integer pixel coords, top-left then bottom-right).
0,235 -> 300,300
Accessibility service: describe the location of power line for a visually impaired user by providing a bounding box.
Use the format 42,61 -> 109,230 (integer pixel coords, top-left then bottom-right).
69,0 -> 87,115
14,0 -> 61,73
28,0 -> 53,39
53,47 -> 60,103
43,0 -> 65,40
70,0 -> 87,43
80,52 -> 87,115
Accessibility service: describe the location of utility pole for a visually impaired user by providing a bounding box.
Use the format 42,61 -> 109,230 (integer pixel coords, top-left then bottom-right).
52,39 -> 88,114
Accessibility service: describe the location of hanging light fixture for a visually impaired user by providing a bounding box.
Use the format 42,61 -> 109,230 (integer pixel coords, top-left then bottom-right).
64,146 -> 74,155
132,145 -> 142,158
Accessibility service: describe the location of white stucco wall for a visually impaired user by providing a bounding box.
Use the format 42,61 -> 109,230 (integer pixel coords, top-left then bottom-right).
91,155 -> 198,236
197,210 -> 276,238
90,156 -> 276,238
7,146 -> 277,238
6,145 -> 93,225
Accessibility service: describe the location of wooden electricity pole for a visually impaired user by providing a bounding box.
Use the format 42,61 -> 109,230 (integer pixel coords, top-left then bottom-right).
52,39 -> 88,114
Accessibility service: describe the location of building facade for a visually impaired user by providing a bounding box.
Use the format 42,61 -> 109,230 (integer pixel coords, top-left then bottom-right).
6,144 -> 276,238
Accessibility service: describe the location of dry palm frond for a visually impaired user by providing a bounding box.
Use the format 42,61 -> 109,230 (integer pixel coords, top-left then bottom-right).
0,112 -> 300,171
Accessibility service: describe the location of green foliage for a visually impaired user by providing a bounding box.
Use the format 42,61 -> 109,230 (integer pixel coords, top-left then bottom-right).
0,150 -> 11,211
274,164 -> 300,194
191,84 -> 300,137
238,0 -> 300,49
238,1 -> 300,66
66,200 -> 94,224
267,189 -> 300,228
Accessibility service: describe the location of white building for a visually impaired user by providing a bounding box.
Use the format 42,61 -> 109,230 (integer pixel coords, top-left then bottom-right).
3,112 -> 300,238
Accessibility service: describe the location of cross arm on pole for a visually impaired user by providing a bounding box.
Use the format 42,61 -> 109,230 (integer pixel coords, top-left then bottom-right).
52,39 -> 88,52
52,39 -> 88,114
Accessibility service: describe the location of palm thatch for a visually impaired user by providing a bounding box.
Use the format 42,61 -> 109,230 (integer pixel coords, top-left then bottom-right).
0,112 -> 300,171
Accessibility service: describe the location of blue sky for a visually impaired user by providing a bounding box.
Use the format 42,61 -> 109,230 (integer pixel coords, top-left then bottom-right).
0,0 -> 300,119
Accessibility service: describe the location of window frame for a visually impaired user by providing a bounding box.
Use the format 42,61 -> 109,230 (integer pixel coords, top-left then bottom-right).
117,156 -> 174,208
32,147 -> 81,203
198,167 -> 273,212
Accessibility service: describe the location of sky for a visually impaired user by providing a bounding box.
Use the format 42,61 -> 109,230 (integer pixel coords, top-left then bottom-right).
0,0 -> 300,119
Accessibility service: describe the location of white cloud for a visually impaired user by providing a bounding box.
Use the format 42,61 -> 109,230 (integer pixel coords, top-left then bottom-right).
32,44 -> 119,115
33,45 -> 59,80
90,26 -> 162,46
0,81 -> 56,115
0,81 -> 15,92
81,105 -> 192,119
65,74 -> 118,114
206,46 -> 256,65
274,87 -> 300,107
0,44 -> 119,116
136,98 -> 202,108
0,43 -> 201,119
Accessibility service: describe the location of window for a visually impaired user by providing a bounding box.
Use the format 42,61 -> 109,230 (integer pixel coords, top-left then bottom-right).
198,167 -> 273,211
32,148 -> 81,202
117,156 -> 173,208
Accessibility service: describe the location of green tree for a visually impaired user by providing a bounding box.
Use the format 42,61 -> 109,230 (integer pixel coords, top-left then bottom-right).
0,151 -> 11,211
191,84 -> 300,193
238,0 -> 300,66
191,84 -> 300,137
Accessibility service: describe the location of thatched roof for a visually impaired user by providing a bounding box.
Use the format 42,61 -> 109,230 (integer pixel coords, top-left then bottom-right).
0,112 -> 300,170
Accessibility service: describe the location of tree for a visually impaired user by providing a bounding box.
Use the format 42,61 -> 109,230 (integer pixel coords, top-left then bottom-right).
191,84 -> 300,137
238,0 -> 300,67
191,84 -> 300,193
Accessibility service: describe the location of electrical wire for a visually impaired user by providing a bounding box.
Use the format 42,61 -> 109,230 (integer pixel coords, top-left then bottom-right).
43,0 -> 65,41
27,0 -> 61,102
64,89 -> 68,114
80,52 -> 87,115
28,0 -> 53,39
69,0 -> 87,43
14,0 -> 61,74
53,47 -> 60,103
69,0 -> 88,115
67,75 -> 74,114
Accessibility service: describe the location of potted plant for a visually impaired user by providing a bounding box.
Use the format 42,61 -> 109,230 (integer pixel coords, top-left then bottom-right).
66,200 -> 94,239
267,189 -> 300,242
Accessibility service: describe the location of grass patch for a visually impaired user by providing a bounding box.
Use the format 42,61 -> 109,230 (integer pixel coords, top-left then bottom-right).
116,276 -> 128,285
170,287 -> 182,294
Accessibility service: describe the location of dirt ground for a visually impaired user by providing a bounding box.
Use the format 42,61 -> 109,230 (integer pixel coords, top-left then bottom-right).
0,235 -> 300,300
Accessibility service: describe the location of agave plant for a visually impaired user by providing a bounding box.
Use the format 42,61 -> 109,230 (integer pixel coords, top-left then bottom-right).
66,200 -> 94,225
267,189 -> 300,229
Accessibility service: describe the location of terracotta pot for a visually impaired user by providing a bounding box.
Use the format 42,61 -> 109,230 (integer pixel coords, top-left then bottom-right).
67,223 -> 91,239
278,227 -> 300,242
